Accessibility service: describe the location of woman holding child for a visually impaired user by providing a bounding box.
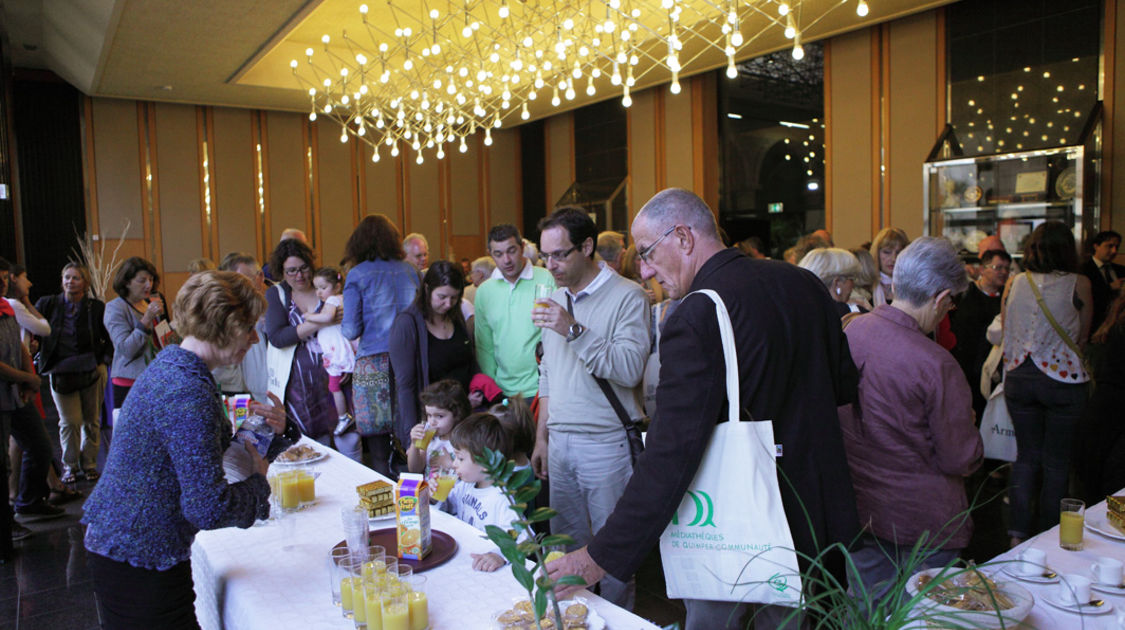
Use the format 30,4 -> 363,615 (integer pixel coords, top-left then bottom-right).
389,260 -> 477,438
265,239 -> 360,461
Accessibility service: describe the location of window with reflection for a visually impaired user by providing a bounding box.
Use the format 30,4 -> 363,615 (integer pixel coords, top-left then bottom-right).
718,43 -> 824,258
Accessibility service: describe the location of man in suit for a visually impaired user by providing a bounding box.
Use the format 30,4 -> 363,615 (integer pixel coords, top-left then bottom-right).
547,188 -> 860,629
1081,230 -> 1124,332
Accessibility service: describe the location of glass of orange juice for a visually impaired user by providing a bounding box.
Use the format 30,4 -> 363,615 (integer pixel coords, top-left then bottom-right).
1060,498 -> 1085,550
413,422 -> 436,451
406,575 -> 428,630
534,283 -> 552,308
431,467 -> 457,502
296,469 -> 320,507
278,470 -> 301,511
381,593 -> 410,630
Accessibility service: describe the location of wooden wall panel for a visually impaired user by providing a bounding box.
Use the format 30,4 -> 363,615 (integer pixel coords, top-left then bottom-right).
1112,0 -> 1125,238
362,144 -> 400,226
406,151 -> 442,251
488,128 -> 520,231
265,111 -> 307,241
91,98 -> 143,239
629,87 -> 658,219
450,139 -> 482,237
153,102 -> 202,272
545,113 -> 573,207
826,30 -> 876,250
211,107 -> 257,260
886,12 -> 938,240
316,122 -> 355,266
664,86 -> 694,191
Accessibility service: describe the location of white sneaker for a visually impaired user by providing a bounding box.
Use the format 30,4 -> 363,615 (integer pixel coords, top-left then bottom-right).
333,414 -> 355,436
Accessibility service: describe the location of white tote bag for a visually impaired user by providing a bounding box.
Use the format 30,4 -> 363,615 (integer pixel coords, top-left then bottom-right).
658,290 -> 803,606
266,284 -> 296,403
979,381 -> 1017,462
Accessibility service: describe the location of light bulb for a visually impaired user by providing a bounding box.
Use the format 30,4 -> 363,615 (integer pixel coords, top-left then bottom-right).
460,138 -> 468,153
437,148 -> 445,159
857,0 -> 869,17
340,132 -> 348,143
521,103 -> 530,120
622,93 -> 632,107
670,79 -> 681,94
485,131 -> 493,146
726,59 -> 737,78
778,2 -> 790,16
785,15 -> 796,39
371,150 -> 380,162
309,112 -> 317,121
792,42 -> 805,60
732,32 -> 743,47
499,3 -> 509,18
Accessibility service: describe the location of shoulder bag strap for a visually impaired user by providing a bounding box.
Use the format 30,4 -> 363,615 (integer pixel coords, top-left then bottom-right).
685,289 -> 741,423
566,293 -> 633,427
1024,271 -> 1084,359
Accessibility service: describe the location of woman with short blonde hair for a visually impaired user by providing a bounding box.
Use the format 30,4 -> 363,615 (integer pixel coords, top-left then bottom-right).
799,248 -> 865,317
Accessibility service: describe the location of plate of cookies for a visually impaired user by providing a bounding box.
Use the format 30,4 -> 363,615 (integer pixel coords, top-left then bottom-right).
493,597 -> 604,630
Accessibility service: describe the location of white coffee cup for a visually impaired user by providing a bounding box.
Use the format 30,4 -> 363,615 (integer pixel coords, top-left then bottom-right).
1092,557 -> 1124,586
1019,548 -> 1047,576
1059,574 -> 1093,606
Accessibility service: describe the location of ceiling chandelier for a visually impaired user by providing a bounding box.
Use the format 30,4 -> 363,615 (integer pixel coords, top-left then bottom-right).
291,0 -> 871,163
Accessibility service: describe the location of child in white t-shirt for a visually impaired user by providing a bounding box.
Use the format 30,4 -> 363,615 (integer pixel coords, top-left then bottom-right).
444,412 -> 520,572
305,267 -> 356,434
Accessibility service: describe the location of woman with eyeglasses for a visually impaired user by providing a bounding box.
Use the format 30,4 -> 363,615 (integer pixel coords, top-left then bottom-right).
265,239 -> 360,460
798,247 -> 868,317
340,215 -> 419,477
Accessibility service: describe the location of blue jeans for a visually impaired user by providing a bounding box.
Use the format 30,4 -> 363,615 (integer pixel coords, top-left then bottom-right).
1004,361 -> 1088,539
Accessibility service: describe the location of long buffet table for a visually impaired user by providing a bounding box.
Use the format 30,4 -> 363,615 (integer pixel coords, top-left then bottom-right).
979,494 -> 1125,629
191,437 -> 661,630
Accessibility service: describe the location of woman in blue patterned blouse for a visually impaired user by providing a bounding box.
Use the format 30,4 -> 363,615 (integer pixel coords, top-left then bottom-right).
83,271 -> 297,629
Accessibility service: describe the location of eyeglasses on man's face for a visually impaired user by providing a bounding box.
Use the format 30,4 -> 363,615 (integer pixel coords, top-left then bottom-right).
541,245 -> 578,264
638,225 -> 678,264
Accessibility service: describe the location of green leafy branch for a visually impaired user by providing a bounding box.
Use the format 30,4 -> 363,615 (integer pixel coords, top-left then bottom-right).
477,447 -> 586,629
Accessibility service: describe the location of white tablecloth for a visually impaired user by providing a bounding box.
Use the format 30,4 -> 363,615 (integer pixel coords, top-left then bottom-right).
980,496 -> 1125,629
191,438 -> 661,629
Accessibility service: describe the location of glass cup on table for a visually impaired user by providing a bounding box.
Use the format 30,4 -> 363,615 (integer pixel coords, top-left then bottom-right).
329,547 -> 352,607
362,545 -> 388,580
295,466 -> 320,508
278,470 -> 301,511
430,466 -> 457,502
336,556 -> 364,618
381,592 -> 411,630
1060,498 -> 1085,551
406,575 -> 429,630
342,506 -> 370,556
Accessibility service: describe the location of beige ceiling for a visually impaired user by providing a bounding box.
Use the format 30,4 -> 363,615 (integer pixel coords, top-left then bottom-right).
7,0 -> 956,123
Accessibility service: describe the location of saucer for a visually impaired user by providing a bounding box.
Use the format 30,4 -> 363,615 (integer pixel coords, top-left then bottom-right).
1002,564 -> 1060,584
1091,577 -> 1125,596
1043,592 -> 1114,615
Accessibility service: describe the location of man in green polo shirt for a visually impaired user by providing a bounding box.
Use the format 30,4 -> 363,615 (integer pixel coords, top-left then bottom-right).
474,225 -> 555,398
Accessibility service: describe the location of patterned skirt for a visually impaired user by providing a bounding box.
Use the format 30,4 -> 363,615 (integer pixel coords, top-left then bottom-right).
353,353 -> 393,436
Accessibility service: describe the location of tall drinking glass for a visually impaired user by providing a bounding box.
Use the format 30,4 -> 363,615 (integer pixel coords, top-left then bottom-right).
1060,498 -> 1085,551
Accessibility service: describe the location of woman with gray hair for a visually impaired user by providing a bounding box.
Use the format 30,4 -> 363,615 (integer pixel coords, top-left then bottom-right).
838,236 -> 982,606
798,247 -> 867,317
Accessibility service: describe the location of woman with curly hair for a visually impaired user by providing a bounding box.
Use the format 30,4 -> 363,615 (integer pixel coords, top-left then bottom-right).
341,214 -> 420,475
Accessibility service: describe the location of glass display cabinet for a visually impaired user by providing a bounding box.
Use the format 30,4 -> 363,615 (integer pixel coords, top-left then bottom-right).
923,103 -> 1102,259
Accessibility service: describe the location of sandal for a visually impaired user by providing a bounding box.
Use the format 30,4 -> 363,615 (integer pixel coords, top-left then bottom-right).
60,471 -> 77,485
49,487 -> 84,505
84,470 -> 100,482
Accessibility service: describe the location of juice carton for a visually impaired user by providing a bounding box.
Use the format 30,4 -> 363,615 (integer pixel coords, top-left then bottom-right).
226,394 -> 252,430
395,473 -> 432,560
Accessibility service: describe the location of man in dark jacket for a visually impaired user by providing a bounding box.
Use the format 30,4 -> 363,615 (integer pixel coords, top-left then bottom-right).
548,188 -> 859,629
1081,230 -> 1124,332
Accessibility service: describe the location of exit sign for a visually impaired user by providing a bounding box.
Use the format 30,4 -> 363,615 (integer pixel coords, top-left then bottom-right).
768,202 -> 783,214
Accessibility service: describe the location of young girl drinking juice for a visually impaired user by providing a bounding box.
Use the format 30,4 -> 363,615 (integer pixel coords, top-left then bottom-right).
304,267 -> 356,435
407,379 -> 470,500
